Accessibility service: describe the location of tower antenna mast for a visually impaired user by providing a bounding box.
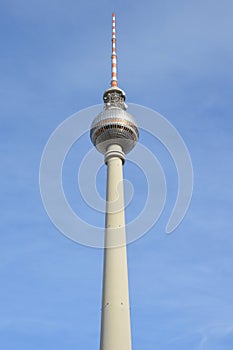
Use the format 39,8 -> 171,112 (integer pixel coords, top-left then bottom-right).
111,13 -> 118,87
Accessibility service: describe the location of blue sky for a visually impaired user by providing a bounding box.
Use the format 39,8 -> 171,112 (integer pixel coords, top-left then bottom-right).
1,0 -> 233,349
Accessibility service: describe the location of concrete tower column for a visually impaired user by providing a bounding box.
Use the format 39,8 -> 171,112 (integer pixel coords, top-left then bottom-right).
100,144 -> 132,350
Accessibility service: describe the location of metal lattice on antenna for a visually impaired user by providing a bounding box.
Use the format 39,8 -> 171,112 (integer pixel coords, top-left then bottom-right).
111,13 -> 118,87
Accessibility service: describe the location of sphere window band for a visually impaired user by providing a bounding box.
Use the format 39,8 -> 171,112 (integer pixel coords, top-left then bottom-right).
91,123 -> 138,142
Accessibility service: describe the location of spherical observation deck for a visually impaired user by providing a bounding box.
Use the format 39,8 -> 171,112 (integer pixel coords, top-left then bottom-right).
90,87 -> 139,154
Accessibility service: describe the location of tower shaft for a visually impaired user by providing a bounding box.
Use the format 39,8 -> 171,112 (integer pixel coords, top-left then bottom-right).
100,144 -> 132,350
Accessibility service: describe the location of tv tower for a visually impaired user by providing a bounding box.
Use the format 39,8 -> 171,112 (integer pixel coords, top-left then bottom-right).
90,13 -> 138,350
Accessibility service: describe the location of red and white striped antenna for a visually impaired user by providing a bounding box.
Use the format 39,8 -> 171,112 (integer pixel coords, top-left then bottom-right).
111,13 -> 118,87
